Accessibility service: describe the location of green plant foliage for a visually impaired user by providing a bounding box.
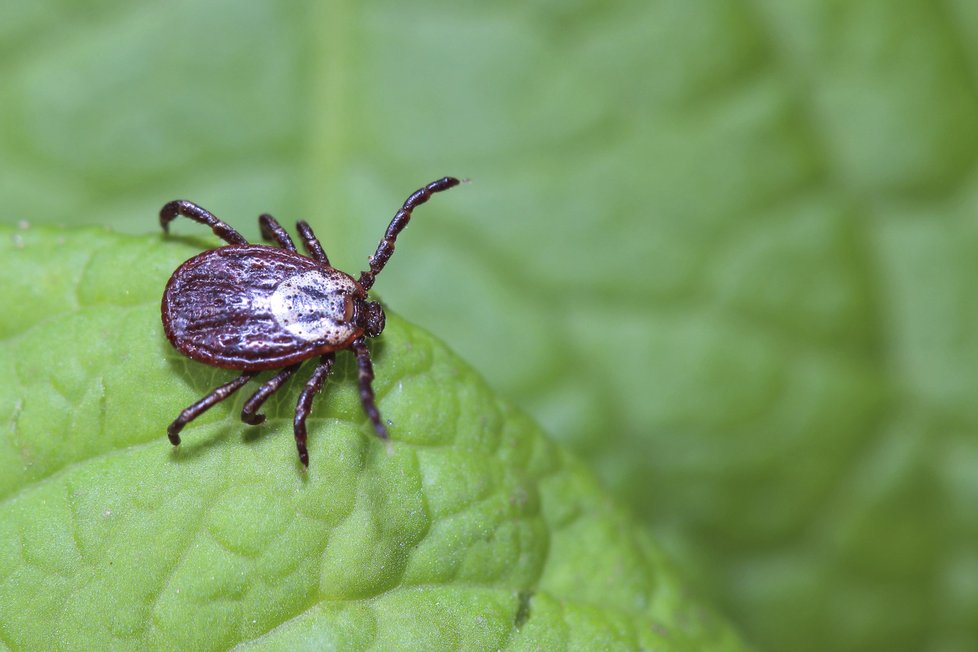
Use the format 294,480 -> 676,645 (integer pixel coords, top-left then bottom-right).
0,226 -> 746,650
3,2 -> 978,650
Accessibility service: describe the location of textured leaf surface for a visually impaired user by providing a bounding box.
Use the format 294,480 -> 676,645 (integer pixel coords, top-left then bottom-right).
0,225 -> 745,650
4,2 -> 978,650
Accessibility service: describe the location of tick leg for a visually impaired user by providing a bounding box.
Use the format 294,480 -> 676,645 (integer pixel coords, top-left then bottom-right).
168,372 -> 256,445
293,353 -> 335,467
159,200 -> 248,245
296,220 -> 330,265
358,176 -> 461,291
241,364 -> 301,425
258,214 -> 297,252
352,338 -> 389,440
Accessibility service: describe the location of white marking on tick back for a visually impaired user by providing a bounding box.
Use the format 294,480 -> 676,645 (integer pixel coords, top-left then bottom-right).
269,270 -> 358,342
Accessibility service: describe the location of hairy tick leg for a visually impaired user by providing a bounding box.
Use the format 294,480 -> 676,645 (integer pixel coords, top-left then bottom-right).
358,176 -> 460,290
168,372 -> 256,445
353,338 -> 388,440
296,220 -> 330,265
293,353 -> 335,466
258,214 -> 297,251
241,364 -> 301,425
159,200 -> 248,245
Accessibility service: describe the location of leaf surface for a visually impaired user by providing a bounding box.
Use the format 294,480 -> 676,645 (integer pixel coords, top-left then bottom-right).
0,226 -> 745,651
3,2 -> 978,650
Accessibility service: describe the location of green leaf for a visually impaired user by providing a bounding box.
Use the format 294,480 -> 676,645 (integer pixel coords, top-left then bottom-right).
0,225 -> 746,650
5,2 -> 978,650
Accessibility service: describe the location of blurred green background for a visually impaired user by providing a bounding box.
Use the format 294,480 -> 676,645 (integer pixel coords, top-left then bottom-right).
3,1 -> 978,650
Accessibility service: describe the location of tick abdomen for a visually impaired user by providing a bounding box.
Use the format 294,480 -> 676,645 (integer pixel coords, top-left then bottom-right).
162,246 -> 363,370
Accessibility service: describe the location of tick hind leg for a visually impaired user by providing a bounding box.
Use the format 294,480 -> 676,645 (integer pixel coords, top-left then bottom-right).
293,353 -> 335,466
258,214 -> 297,252
168,372 -> 257,446
241,364 -> 301,425
352,338 -> 389,440
160,200 -> 249,245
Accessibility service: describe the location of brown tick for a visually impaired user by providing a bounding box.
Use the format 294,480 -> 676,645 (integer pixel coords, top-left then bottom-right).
160,177 -> 461,466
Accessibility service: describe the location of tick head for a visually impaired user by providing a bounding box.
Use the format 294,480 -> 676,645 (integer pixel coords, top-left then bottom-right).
360,300 -> 386,338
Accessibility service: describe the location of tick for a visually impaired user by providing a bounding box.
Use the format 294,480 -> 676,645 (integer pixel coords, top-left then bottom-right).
159,176 -> 461,466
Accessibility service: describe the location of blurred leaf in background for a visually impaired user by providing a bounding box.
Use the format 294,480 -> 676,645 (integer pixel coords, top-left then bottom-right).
2,1 -> 978,651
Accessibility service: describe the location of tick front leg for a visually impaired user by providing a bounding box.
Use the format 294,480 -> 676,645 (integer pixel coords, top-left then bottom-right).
358,176 -> 461,291
241,364 -> 301,425
258,214 -> 297,252
293,353 -> 335,467
168,372 -> 256,445
352,338 -> 389,440
296,220 -> 330,265
159,200 -> 249,245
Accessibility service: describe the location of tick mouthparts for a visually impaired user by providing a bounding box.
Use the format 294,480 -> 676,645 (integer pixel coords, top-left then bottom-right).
363,301 -> 386,338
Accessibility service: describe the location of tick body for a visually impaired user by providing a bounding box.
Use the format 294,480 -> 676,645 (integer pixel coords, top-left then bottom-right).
159,176 -> 461,466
